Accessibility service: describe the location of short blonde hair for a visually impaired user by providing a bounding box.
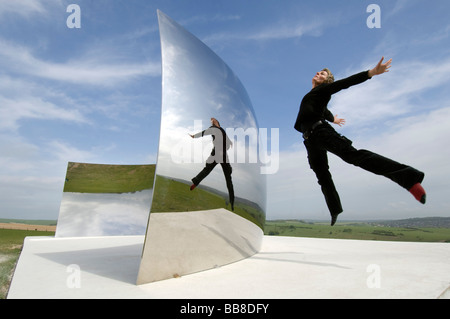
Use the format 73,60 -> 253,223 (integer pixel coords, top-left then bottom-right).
322,68 -> 334,84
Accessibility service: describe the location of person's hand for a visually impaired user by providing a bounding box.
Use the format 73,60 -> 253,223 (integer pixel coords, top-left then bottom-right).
333,115 -> 346,127
369,56 -> 392,77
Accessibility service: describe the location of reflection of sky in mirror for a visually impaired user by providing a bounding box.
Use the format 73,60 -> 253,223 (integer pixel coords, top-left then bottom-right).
160,12 -> 257,128
156,11 -> 265,209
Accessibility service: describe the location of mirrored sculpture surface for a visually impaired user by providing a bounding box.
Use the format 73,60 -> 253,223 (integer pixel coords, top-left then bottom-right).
55,162 -> 154,237
136,11 -> 266,284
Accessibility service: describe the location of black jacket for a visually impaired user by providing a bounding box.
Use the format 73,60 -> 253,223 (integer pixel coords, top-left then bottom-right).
294,70 -> 371,133
193,125 -> 232,162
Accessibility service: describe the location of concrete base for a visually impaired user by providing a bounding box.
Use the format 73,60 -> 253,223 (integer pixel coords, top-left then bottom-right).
7,235 -> 450,299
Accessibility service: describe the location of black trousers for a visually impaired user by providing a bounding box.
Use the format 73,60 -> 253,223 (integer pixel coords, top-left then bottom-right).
303,123 -> 424,216
192,157 -> 235,207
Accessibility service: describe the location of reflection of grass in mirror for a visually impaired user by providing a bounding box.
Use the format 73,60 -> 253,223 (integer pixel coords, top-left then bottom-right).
151,175 -> 265,230
63,162 -> 155,193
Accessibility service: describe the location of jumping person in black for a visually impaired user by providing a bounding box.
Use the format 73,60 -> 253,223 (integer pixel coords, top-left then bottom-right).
189,117 -> 235,211
294,57 -> 426,226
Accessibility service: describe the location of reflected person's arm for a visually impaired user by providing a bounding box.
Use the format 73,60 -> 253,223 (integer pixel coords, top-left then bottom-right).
189,130 -> 206,138
190,126 -> 215,139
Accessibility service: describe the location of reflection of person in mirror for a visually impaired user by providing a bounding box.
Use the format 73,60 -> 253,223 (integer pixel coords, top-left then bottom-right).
189,117 -> 235,211
294,57 -> 426,226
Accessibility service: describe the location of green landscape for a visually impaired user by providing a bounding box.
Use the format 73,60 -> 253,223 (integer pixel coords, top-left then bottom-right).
0,228 -> 54,299
264,218 -> 450,242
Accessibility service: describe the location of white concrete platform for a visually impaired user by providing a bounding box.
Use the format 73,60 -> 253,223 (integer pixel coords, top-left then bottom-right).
7,235 -> 450,299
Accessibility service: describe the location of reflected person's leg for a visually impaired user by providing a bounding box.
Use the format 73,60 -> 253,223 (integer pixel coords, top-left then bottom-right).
191,161 -> 217,189
221,163 -> 234,211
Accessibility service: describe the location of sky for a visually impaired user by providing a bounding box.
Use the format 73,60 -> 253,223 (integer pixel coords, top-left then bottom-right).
1,0 -> 450,222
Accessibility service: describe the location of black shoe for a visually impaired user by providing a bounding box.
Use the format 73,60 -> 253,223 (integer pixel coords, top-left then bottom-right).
420,194 -> 426,204
331,212 -> 341,226
226,200 -> 234,211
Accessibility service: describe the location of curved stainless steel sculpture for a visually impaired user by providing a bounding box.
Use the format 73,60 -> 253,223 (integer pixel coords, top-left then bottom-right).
136,11 -> 266,284
55,162 -> 154,237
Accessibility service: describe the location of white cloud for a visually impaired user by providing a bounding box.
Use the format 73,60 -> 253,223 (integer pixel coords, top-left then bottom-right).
47,140 -> 97,163
0,73 -> 90,132
330,58 -> 450,132
245,19 -> 325,41
202,15 -> 329,45
0,38 -> 160,86
0,0 -> 48,18
0,95 -> 87,131
180,13 -> 241,26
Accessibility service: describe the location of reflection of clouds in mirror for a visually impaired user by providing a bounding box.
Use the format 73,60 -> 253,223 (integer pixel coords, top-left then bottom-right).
56,190 -> 151,237
161,17 -> 257,133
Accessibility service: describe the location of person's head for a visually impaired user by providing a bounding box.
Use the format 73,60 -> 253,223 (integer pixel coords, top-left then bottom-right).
312,68 -> 334,87
211,117 -> 220,127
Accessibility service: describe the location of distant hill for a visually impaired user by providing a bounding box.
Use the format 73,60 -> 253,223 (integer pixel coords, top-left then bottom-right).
370,217 -> 450,228
0,219 -> 57,226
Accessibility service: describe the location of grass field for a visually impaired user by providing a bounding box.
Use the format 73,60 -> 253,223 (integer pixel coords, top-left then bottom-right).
0,229 -> 55,299
264,220 -> 450,243
151,175 -> 265,229
63,162 -> 155,193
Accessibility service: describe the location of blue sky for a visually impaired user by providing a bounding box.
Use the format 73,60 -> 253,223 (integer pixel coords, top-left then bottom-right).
1,0 -> 450,221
